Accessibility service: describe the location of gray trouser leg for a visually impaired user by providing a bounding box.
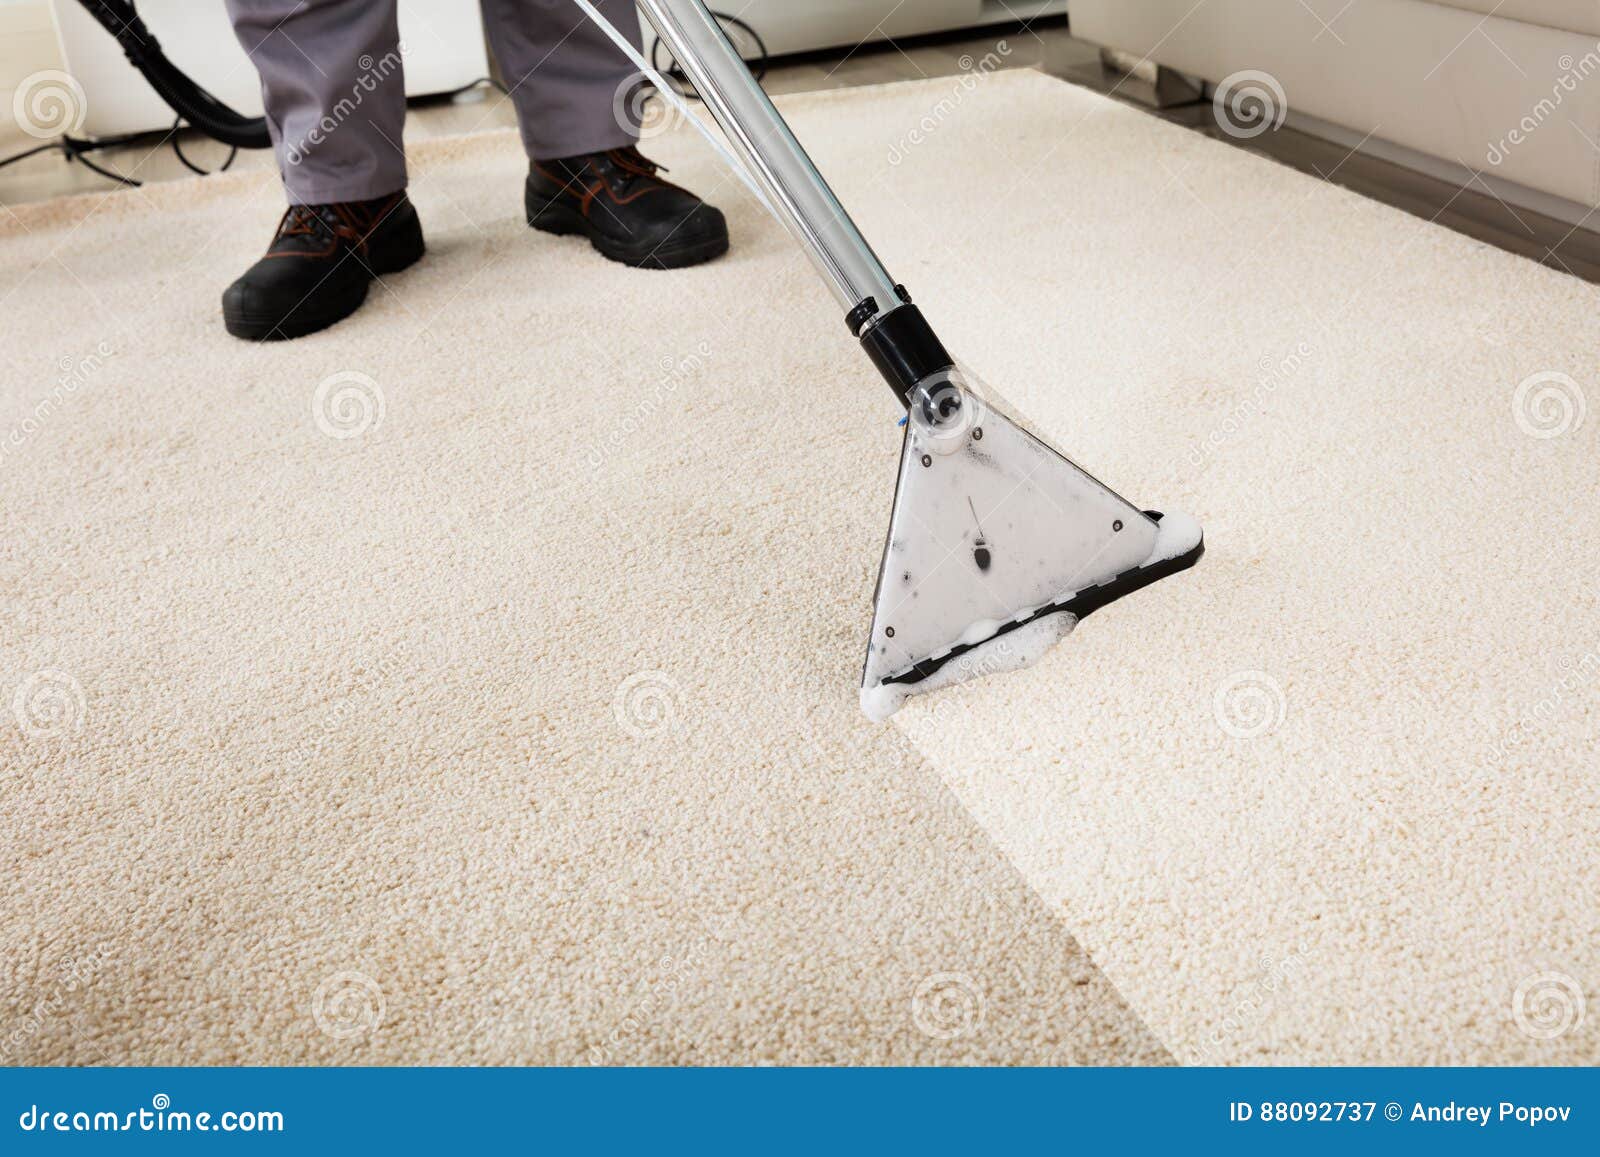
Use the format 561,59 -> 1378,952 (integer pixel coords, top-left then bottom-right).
480,0 -> 643,160
224,0 -> 408,204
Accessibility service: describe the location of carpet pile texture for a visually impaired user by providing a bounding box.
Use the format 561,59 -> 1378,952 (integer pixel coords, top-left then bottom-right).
2,71 -> 1594,1065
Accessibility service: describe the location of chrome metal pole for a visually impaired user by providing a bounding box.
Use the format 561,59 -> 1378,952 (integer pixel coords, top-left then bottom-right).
634,0 -> 903,317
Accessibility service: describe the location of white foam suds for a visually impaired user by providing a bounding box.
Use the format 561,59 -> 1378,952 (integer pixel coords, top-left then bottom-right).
1148,510 -> 1202,565
859,611 -> 1078,722
860,508 -> 1203,722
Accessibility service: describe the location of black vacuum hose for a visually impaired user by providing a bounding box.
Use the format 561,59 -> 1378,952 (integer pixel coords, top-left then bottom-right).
74,0 -> 272,150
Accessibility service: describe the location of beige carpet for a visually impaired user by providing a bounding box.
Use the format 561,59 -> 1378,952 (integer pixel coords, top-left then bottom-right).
0,74 -> 1171,1066
865,75 -> 1600,1063
1,69 -> 1595,1067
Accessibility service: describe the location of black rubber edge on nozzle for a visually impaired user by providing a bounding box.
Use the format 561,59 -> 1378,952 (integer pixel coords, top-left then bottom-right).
852,299 -> 955,409
879,513 -> 1207,687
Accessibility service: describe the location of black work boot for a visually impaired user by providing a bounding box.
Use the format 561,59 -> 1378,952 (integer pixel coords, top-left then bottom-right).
222,191 -> 425,341
524,146 -> 728,269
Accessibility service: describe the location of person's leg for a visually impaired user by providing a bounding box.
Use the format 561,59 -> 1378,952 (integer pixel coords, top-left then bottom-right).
224,0 -> 409,202
219,0 -> 424,340
479,0 -> 641,160
485,0 -> 729,269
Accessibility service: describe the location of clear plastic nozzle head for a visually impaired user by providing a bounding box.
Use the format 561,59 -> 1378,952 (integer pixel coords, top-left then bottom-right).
907,367 -> 987,455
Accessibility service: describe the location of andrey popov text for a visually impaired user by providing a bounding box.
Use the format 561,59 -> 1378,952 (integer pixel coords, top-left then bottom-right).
1230,1101 -> 1573,1127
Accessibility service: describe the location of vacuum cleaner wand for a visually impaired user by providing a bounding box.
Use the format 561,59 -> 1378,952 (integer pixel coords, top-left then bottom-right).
595,0 -> 1205,719
583,0 -> 918,392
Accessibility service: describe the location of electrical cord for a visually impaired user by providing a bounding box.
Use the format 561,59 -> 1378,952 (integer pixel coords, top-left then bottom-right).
62,137 -> 144,187
0,123 -> 210,188
439,75 -> 508,99
169,116 -> 237,176
0,132 -> 148,188
0,78 -> 506,189
0,141 -> 60,170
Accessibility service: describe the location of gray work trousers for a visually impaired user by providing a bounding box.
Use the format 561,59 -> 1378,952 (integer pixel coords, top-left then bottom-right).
224,0 -> 645,204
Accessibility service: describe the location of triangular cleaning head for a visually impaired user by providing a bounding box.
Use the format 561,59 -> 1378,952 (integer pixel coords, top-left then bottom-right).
860,390 -> 1202,721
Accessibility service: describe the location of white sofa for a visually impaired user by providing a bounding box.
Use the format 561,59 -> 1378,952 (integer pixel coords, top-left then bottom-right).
1072,0 -> 1600,223
642,0 -> 1068,58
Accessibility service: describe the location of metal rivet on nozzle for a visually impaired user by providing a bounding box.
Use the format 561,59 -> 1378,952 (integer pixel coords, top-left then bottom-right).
1113,519 -> 1123,532
972,427 -> 983,441
885,626 -> 895,637
920,454 -> 932,467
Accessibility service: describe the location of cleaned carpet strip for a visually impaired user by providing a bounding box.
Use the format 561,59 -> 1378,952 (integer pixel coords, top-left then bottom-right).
874,73 -> 1599,1064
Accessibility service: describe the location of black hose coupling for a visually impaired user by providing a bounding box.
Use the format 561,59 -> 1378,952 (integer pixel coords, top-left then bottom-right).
854,302 -> 955,410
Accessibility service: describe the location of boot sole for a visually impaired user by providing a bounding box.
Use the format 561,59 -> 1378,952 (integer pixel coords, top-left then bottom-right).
223,214 -> 427,342
526,196 -> 728,270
